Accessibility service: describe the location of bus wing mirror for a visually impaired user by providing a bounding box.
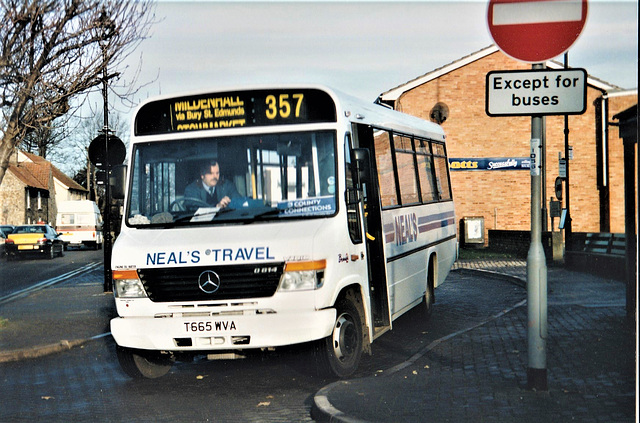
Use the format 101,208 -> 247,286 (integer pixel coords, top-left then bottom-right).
110,164 -> 127,200
353,148 -> 372,186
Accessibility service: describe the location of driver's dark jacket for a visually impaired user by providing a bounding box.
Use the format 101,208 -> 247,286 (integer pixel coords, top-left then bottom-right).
183,179 -> 240,205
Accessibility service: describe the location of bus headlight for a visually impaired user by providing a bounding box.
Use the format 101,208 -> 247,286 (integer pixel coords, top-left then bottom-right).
279,260 -> 326,291
113,270 -> 148,298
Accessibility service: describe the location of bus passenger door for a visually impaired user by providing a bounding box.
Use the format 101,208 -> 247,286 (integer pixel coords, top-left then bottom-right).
352,124 -> 391,338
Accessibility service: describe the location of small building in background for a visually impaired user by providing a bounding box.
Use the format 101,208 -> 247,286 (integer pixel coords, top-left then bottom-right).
0,150 -> 88,226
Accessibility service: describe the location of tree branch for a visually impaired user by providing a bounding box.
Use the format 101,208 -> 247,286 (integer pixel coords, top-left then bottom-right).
0,0 -> 157,186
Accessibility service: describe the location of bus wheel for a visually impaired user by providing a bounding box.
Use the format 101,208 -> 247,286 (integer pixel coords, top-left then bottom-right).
421,264 -> 435,319
422,283 -> 434,319
318,297 -> 363,378
116,346 -> 173,379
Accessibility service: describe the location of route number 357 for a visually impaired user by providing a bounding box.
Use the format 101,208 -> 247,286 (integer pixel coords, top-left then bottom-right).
265,93 -> 304,120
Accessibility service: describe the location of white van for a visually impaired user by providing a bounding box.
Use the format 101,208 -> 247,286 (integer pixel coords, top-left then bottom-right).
56,200 -> 103,250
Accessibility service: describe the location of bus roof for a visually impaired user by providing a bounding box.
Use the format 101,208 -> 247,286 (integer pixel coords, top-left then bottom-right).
132,84 -> 445,142
328,87 -> 446,141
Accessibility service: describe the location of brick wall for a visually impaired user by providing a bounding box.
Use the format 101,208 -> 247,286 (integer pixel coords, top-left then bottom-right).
25,188 -> 54,225
0,172 -> 25,225
1,161 -> 58,226
488,229 -> 553,259
607,95 -> 638,233
395,50 -> 637,242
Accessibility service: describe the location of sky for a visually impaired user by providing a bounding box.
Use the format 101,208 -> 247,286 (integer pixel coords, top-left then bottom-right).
121,0 -> 637,105
54,0 -> 638,174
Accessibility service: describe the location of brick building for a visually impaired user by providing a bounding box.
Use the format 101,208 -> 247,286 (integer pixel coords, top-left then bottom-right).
0,150 -> 88,226
378,45 -> 637,245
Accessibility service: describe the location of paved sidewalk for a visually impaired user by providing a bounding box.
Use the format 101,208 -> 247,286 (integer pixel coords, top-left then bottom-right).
312,261 -> 636,423
453,258 -> 528,281
0,265 -> 115,363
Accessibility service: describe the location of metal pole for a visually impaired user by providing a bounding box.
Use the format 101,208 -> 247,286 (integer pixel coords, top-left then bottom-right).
102,47 -> 112,293
563,53 -> 572,250
541,117 -> 547,231
527,63 -> 548,391
622,132 -> 637,320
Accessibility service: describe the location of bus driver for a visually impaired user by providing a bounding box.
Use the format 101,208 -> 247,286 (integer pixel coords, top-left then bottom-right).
184,160 -> 240,208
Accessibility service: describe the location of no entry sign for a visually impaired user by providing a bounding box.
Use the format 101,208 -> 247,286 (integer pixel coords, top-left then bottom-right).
488,0 -> 588,63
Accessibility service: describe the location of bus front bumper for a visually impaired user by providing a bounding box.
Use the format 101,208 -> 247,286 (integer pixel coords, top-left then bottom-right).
110,308 -> 336,351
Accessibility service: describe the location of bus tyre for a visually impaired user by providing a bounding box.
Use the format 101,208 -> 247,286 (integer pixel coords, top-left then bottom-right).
421,263 -> 435,319
422,283 -> 434,319
318,296 -> 363,378
116,346 -> 173,379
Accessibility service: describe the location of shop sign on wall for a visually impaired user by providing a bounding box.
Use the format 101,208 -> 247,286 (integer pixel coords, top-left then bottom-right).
449,157 -> 531,171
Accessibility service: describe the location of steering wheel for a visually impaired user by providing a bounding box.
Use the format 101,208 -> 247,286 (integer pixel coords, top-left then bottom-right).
169,197 -> 210,213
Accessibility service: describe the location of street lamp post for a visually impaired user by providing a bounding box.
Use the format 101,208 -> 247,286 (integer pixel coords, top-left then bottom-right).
563,53 -> 573,251
98,10 -> 116,292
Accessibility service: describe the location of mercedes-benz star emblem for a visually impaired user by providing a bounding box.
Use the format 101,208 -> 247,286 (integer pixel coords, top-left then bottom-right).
198,270 -> 221,294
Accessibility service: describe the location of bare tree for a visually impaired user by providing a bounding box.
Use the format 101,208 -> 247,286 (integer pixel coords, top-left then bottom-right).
0,0 -> 156,186
20,119 -> 67,158
60,109 -> 129,200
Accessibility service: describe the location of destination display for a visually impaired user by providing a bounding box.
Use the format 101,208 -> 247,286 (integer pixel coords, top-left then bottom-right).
135,89 -> 337,135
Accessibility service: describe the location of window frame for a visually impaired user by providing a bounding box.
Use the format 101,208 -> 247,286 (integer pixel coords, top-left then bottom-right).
371,127 -> 452,210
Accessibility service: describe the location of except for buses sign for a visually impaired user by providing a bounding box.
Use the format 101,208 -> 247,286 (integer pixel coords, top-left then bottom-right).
488,0 -> 588,63
486,68 -> 587,116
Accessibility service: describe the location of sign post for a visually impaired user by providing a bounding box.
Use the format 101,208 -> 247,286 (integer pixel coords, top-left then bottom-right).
89,133 -> 126,293
527,64 -> 548,390
487,0 -> 588,392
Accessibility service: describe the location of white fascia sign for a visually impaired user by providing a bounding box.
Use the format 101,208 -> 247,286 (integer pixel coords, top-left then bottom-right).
486,68 -> 587,116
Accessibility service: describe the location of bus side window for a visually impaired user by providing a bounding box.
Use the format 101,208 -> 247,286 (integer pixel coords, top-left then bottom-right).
416,139 -> 437,203
432,143 -> 452,201
393,134 -> 420,205
374,131 -> 398,208
344,133 -> 363,244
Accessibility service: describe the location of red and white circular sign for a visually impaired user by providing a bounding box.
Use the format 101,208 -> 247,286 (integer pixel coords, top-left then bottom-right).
488,0 -> 588,63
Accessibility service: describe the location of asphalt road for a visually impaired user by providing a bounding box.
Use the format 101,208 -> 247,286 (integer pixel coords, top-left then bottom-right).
0,247 -> 104,299
0,268 -> 528,422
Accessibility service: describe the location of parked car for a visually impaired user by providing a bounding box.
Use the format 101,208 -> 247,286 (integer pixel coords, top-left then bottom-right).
0,228 -> 7,258
4,224 -> 65,260
0,224 -> 15,235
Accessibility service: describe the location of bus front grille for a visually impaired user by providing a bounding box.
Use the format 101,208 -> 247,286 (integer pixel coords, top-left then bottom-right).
137,263 -> 284,302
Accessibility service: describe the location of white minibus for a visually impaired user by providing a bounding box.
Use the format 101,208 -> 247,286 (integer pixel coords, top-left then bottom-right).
110,85 -> 457,378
